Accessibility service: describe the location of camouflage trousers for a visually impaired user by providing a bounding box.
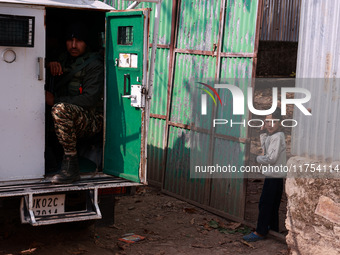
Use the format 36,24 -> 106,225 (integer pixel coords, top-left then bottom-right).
51,103 -> 103,154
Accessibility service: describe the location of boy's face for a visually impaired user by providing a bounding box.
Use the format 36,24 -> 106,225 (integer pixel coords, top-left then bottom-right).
265,114 -> 280,134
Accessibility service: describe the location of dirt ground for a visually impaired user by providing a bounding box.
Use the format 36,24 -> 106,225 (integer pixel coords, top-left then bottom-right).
0,83 -> 293,255
0,186 -> 287,255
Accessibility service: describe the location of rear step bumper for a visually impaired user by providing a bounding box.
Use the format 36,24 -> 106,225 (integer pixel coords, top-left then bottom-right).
0,174 -> 141,226
0,174 -> 141,198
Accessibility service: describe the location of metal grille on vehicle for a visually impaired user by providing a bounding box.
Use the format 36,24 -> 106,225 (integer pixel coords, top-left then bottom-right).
0,14 -> 34,47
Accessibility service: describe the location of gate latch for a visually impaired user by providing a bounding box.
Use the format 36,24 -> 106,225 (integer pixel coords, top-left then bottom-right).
122,85 -> 145,108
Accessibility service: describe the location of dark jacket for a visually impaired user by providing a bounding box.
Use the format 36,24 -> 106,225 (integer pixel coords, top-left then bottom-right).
54,51 -> 104,113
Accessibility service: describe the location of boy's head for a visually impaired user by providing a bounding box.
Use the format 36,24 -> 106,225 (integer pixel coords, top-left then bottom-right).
265,108 -> 282,134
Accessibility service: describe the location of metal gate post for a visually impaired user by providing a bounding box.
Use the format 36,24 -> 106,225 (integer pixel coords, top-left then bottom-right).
146,0 -> 162,184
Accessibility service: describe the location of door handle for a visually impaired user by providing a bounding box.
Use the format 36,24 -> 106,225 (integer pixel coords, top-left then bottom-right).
122,95 -> 136,99
124,74 -> 130,95
38,57 -> 44,81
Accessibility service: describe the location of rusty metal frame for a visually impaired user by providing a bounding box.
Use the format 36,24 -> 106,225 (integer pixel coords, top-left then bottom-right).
220,52 -> 257,58
175,48 -> 217,56
149,43 -> 170,48
169,120 -> 250,144
202,0 -> 228,207
159,0 -> 180,189
140,8 -> 151,184
150,113 -> 166,119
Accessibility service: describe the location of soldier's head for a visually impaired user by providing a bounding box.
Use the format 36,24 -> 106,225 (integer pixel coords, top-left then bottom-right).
65,23 -> 88,57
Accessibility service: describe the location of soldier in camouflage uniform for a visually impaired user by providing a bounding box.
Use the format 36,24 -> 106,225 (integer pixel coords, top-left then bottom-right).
46,23 -> 104,184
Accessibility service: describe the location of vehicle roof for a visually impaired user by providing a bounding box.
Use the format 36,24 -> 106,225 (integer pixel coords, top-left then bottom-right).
0,0 -> 115,11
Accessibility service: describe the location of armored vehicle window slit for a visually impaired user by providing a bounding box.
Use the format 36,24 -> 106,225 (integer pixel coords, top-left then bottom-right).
0,14 -> 34,47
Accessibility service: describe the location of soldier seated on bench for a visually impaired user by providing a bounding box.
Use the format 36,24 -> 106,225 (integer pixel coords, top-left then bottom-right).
45,23 -> 104,184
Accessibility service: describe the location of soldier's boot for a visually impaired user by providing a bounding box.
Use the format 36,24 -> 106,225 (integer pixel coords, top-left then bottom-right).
51,154 -> 80,184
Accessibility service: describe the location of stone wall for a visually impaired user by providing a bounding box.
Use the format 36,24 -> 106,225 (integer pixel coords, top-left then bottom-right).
285,156 -> 340,255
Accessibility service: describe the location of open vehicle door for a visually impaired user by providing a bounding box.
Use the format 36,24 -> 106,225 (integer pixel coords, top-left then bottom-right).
104,9 -> 150,184
0,6 -> 45,181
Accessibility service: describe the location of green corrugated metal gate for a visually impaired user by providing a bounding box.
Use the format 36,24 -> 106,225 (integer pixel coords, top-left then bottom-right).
107,0 -> 262,221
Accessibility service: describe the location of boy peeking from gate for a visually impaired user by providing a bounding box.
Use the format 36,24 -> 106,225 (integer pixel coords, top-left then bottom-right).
243,107 -> 287,242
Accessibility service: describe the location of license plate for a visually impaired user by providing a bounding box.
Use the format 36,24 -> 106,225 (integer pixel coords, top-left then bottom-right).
32,194 -> 65,216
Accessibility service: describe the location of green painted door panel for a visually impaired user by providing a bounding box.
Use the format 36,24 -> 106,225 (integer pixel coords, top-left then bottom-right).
104,10 -> 148,183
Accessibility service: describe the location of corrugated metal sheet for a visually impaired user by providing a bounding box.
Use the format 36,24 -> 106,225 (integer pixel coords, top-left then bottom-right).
164,126 -> 210,204
260,0 -> 301,42
170,53 -> 216,125
210,139 -> 246,217
292,0 -> 340,162
220,57 -> 253,79
216,58 -> 253,138
206,58 -> 253,218
222,0 -> 258,53
103,0 -> 132,10
1,0 -> 114,10
147,118 -> 166,184
149,48 -> 170,115
164,0 -> 259,221
176,0 -> 221,51
141,0 -> 173,45
296,0 -> 340,79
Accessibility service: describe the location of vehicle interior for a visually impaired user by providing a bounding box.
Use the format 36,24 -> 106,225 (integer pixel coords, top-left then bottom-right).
44,8 -> 107,175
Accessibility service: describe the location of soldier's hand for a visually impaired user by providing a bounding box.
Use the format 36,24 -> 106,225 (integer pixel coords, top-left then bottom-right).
46,91 -> 55,106
48,61 -> 63,76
